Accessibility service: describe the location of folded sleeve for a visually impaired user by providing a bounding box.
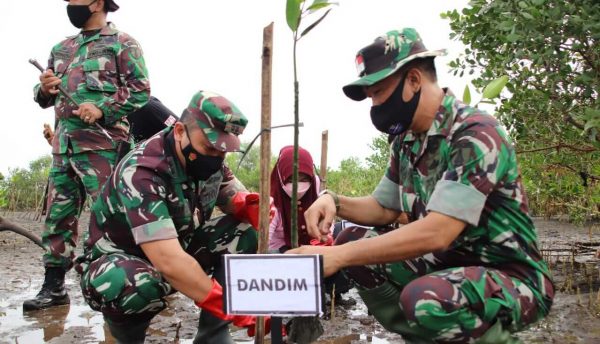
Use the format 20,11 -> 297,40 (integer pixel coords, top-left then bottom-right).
426,119 -> 508,226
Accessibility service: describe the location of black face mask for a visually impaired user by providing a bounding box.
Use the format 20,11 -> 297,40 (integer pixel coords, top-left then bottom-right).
180,126 -> 224,182
67,0 -> 97,29
370,73 -> 421,135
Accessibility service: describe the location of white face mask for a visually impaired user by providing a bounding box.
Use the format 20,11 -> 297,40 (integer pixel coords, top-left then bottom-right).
283,181 -> 311,199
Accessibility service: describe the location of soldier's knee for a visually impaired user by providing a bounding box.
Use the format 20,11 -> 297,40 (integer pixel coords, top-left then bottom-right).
399,275 -> 457,326
81,254 -> 167,312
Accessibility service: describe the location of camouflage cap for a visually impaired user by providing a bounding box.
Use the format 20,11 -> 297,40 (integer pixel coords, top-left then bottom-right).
63,0 -> 119,12
181,90 -> 248,152
343,28 -> 447,101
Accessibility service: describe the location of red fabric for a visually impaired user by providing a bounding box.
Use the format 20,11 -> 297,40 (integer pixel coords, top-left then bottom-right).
195,279 -> 271,336
270,145 -> 319,248
232,192 -> 275,230
310,234 -> 333,246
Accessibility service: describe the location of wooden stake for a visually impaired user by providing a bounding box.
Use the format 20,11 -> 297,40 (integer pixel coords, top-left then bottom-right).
254,22 -> 274,344
320,130 -> 328,192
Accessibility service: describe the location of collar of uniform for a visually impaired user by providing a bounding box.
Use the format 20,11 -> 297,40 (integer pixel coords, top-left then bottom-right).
70,22 -> 118,42
99,22 -> 118,36
402,88 -> 455,142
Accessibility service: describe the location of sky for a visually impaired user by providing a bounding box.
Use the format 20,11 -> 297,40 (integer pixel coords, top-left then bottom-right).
0,0 -> 471,176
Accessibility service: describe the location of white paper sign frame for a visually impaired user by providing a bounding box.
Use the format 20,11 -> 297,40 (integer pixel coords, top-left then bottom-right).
223,254 -> 323,316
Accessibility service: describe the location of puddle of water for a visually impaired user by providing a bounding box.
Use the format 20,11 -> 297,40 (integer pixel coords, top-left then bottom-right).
0,304 -> 111,343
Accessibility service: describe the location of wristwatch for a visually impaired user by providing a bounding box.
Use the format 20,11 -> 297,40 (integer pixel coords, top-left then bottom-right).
318,189 -> 340,212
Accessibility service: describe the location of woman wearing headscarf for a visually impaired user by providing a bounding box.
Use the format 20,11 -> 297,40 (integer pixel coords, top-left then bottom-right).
269,145 -> 355,308
269,145 -> 321,252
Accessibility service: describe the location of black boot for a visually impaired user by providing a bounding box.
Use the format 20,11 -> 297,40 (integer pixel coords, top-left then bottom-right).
334,293 -> 357,307
106,318 -> 149,344
193,310 -> 234,344
193,264 -> 234,344
23,267 -> 70,311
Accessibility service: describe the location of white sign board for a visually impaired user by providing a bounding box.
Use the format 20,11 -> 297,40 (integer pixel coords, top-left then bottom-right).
223,254 -> 323,316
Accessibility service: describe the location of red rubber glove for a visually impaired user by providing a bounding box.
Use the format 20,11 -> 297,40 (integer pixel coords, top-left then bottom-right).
310,234 -> 333,246
231,192 -> 275,230
195,279 -> 271,336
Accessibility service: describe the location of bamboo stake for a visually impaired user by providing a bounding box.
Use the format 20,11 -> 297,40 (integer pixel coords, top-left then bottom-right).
320,130 -> 328,192
254,22 -> 273,344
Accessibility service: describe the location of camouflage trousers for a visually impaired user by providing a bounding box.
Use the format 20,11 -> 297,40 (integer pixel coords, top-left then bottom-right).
336,226 -> 553,343
79,214 -> 258,323
43,149 -> 117,270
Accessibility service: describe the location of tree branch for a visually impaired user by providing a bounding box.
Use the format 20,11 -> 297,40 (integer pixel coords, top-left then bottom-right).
545,163 -> 600,182
517,143 -> 599,154
563,114 -> 585,130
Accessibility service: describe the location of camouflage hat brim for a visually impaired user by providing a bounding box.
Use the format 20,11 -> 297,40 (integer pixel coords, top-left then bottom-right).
343,49 -> 447,101
213,132 -> 241,153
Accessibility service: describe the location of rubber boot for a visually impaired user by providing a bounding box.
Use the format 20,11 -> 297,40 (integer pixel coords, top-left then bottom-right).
475,321 -> 523,344
193,310 -> 235,344
23,267 -> 70,311
193,265 -> 234,344
358,282 -> 432,343
106,318 -> 149,344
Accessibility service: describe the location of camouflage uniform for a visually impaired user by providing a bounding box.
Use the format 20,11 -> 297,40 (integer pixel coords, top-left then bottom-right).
34,22 -> 150,270
75,93 -> 257,323
337,28 -> 554,342
337,93 -> 554,343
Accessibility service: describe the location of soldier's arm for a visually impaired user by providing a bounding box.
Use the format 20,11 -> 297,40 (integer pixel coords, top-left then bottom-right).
426,117 -> 507,227
140,238 -> 214,303
97,35 -> 150,124
304,194 -> 400,241
290,211 -> 466,277
117,165 -> 214,301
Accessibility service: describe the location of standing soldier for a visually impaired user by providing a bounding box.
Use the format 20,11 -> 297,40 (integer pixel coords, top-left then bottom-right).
291,28 -> 554,342
24,0 -> 150,311
76,91 -> 274,343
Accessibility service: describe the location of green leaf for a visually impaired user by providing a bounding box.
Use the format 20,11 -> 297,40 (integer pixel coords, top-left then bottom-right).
506,33 -> 521,42
482,75 -> 509,99
299,8 -> 331,38
522,12 -> 534,20
286,0 -> 303,31
463,84 -> 472,105
307,0 -> 337,13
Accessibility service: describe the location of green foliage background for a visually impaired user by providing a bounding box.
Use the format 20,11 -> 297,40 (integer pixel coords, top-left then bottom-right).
442,0 -> 600,222
0,155 -> 51,211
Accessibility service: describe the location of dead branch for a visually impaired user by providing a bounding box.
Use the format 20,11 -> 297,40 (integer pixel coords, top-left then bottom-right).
0,215 -> 43,248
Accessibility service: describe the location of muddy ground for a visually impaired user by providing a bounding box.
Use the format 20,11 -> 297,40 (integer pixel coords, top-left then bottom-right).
0,212 -> 598,344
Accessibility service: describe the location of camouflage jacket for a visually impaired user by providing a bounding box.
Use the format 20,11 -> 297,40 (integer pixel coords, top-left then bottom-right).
78,127 -> 246,265
373,91 -> 553,311
34,22 -> 150,154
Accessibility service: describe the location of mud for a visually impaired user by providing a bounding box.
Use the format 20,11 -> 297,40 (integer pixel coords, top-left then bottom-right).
0,212 -> 598,343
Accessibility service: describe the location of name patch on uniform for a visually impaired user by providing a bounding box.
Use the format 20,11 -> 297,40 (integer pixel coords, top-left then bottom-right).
223,254 -> 323,316
87,47 -> 113,59
54,49 -> 72,61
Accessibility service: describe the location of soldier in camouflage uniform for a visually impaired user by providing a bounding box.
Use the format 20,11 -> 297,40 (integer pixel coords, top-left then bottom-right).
290,28 -> 554,343
75,91 -> 274,344
24,0 -> 150,311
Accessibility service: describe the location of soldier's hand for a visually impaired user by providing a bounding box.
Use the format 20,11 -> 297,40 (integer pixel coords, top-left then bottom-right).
42,123 -> 54,146
73,103 -> 103,124
304,195 -> 336,243
286,245 -> 342,277
39,69 -> 61,97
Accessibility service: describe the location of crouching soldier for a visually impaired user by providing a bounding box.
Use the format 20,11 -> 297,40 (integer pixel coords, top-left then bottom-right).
75,90 -> 274,343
